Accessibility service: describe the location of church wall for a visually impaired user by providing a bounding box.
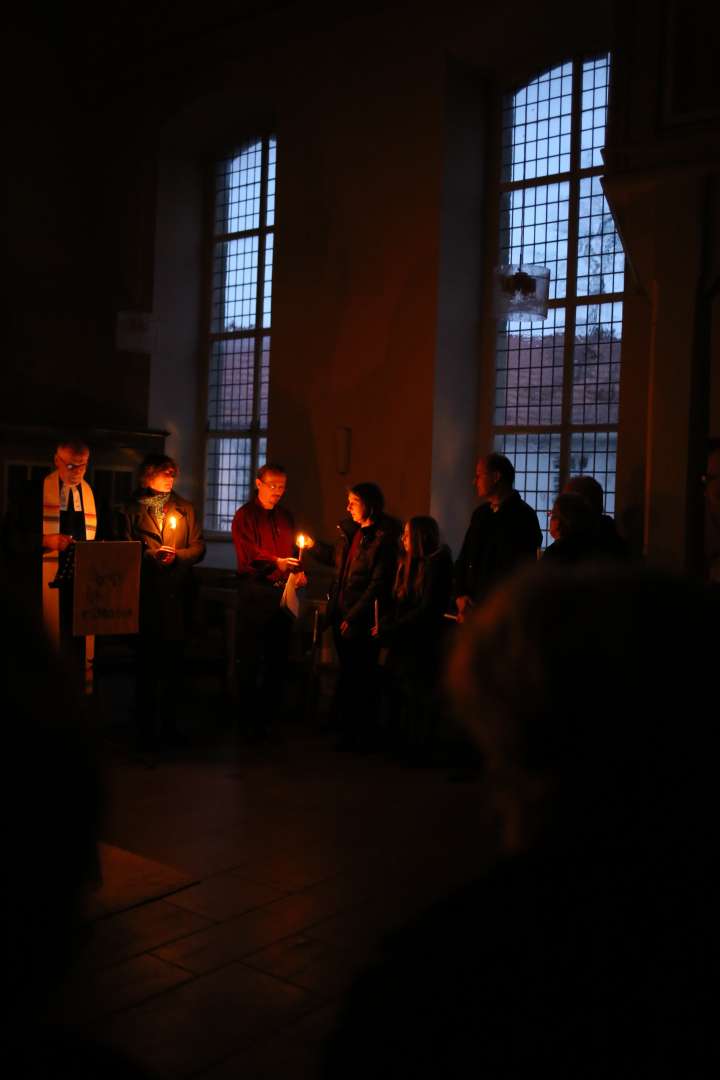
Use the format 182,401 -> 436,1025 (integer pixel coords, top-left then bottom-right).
7,1 -> 719,573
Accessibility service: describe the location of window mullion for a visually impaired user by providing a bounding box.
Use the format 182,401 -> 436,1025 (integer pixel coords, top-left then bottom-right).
251,137 -> 270,479
558,59 -> 584,489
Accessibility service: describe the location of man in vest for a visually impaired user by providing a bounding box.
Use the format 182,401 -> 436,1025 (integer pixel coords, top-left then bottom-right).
41,439 -> 99,688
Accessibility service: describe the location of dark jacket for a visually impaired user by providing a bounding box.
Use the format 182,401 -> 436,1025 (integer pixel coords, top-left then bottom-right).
314,514 -> 400,630
115,491 -> 205,639
543,516 -> 630,566
378,545 -> 453,670
455,491 -> 542,603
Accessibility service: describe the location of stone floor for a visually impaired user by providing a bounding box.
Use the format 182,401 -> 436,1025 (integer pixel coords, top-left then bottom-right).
47,657 -> 496,1079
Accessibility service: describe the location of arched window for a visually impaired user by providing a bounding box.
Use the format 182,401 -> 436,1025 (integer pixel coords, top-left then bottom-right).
203,136 -> 275,533
492,55 -> 624,543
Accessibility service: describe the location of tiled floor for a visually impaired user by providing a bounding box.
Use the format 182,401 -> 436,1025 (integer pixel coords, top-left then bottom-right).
50,665 -> 496,1079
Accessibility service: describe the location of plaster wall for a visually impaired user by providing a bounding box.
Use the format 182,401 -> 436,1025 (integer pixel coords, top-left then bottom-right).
8,0 -> 719,574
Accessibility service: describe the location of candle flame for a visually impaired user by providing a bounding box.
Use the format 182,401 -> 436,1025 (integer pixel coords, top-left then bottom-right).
169,515 -> 177,529
296,533 -> 306,549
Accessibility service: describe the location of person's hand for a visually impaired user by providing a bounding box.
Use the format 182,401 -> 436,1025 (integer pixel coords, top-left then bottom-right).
455,595 -> 473,623
277,556 -> 300,574
340,620 -> 351,636
294,571 -> 308,588
43,533 -> 74,552
155,546 -> 177,565
370,625 -> 378,638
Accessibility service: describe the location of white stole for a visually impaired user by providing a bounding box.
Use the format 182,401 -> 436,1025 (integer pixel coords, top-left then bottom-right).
42,472 -> 97,674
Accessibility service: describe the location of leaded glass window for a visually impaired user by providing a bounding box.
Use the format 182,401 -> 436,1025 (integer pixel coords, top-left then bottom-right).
204,137 -> 275,533
494,56 -> 624,545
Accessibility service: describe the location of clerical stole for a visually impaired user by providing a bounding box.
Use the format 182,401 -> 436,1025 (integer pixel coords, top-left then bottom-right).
42,471 -> 97,662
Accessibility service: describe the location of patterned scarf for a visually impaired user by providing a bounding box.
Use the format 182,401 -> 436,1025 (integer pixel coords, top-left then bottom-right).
137,489 -> 172,530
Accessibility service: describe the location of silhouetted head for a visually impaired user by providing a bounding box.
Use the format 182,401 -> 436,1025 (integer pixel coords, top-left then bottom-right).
449,564 -> 714,854
563,475 -> 605,516
548,492 -> 596,542
475,453 -> 515,500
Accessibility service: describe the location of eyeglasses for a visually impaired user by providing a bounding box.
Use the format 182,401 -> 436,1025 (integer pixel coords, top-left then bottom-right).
57,456 -> 87,472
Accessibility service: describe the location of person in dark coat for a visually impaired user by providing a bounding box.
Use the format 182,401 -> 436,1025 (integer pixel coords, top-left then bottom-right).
542,491 -> 601,564
309,482 -> 399,748
562,474 -> 629,560
116,453 -> 205,754
373,515 -> 453,757
454,452 -> 541,617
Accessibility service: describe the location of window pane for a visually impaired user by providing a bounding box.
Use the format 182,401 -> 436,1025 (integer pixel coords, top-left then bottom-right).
577,176 -> 625,296
205,437 -> 253,533
494,432 -> 562,547
215,140 -> 263,235
211,236 -> 259,332
572,302 -> 622,425
266,138 -> 276,227
569,431 -> 618,515
208,338 -> 256,429
569,429 -> 621,514
495,308 -> 566,426
500,182 -> 570,300
580,56 -> 610,169
502,62 -> 573,183
259,336 -> 270,428
263,233 -> 274,329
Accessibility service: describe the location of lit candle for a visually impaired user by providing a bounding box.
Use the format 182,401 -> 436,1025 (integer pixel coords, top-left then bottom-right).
168,514 -> 177,549
296,533 -> 306,563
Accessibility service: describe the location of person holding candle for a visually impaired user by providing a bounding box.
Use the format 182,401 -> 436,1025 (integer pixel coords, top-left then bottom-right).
116,453 -> 205,758
231,463 -> 308,738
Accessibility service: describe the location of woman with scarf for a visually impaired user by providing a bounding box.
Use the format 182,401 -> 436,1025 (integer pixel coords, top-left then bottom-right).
116,453 -> 205,757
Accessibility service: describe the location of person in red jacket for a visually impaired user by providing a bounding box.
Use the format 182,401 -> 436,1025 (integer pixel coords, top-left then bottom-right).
231,463 -> 307,737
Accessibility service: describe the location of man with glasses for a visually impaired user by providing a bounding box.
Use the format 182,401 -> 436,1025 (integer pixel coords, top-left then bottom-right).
231,463 -> 307,737
40,440 -> 100,650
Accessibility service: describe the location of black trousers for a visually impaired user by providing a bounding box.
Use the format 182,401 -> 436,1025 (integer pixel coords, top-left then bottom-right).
332,624 -> 381,745
235,578 -> 294,731
134,637 -> 185,750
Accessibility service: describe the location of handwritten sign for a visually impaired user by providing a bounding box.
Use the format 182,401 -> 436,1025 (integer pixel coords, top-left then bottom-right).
73,541 -> 141,636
